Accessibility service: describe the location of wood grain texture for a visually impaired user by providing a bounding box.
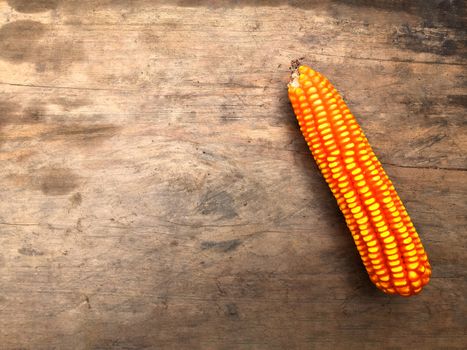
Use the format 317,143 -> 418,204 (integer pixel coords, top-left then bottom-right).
0,0 -> 465,349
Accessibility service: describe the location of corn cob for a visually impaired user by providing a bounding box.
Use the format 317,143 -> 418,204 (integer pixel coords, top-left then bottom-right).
288,64 -> 431,296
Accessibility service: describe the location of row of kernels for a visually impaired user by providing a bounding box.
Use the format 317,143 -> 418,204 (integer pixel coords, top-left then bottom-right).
307,92 -> 382,280
342,139 -> 411,290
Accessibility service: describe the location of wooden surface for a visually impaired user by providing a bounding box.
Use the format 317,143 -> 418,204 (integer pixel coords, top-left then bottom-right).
0,1 -> 466,349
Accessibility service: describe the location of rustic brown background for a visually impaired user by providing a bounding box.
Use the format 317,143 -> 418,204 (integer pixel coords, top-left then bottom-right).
0,0 -> 466,349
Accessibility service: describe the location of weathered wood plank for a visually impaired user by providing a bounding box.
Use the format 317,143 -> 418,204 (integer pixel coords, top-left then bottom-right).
0,1 -> 465,349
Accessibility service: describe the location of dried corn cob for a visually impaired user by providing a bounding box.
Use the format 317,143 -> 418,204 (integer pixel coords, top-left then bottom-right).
288,64 -> 431,296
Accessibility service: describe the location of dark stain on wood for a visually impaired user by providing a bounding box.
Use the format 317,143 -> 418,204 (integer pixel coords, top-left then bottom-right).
45,124 -> 121,147
1,96 -> 116,152
39,168 -> 80,195
391,23 -> 460,56
333,0 -> 465,28
0,20 -> 84,70
197,190 -> 238,219
5,168 -> 80,195
0,21 -> 46,62
201,239 -> 242,252
0,100 -> 20,128
225,303 -> 239,318
58,0 -> 321,11
0,100 -> 45,126
448,94 -> 467,108
401,96 -> 453,130
332,0 -> 435,13
69,192 -> 83,207
409,133 -> 446,151
18,247 -> 45,256
91,337 -> 152,350
0,100 -> 21,148
53,124 -> 119,138
22,103 -> 46,124
175,0 -> 319,9
50,97 -> 91,110
7,0 -> 59,13
220,104 -> 241,123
